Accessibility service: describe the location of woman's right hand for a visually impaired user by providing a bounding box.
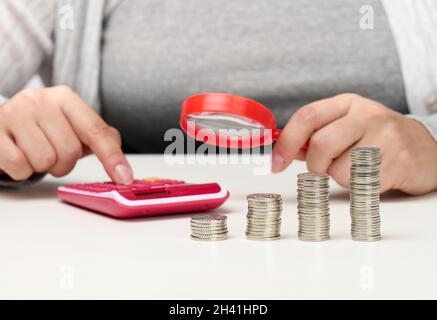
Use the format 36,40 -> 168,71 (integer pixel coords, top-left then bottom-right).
0,86 -> 133,184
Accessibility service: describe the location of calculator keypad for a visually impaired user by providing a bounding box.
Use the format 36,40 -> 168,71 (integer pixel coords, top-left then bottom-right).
65,178 -> 185,193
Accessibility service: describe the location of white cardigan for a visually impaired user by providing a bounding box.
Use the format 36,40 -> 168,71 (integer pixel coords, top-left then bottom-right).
0,0 -> 436,140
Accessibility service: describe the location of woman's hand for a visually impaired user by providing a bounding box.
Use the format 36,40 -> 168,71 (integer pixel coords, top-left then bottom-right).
272,93 -> 437,195
0,86 -> 133,184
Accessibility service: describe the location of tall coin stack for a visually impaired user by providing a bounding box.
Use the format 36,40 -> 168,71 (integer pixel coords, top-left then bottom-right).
297,173 -> 330,241
350,147 -> 382,241
190,215 -> 228,241
246,193 -> 282,241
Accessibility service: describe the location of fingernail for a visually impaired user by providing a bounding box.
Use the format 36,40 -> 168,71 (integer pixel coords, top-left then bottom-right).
114,163 -> 133,185
271,153 -> 285,173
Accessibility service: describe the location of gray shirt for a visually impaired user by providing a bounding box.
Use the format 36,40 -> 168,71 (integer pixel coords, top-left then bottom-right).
1,0 -> 436,186
101,0 -> 407,153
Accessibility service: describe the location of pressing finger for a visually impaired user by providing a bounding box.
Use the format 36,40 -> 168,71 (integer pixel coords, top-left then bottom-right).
51,87 -> 134,184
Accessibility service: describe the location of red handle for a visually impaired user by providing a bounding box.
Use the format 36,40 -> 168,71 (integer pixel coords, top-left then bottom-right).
272,128 -> 308,151
272,128 -> 282,140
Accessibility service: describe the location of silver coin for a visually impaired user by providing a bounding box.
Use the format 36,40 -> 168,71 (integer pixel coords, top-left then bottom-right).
191,225 -> 227,229
191,221 -> 228,225
246,193 -> 282,240
351,236 -> 382,242
349,147 -> 382,241
191,235 -> 228,241
190,215 -> 228,241
246,234 -> 281,241
298,221 -> 329,226
246,222 -> 282,227
191,230 -> 228,236
297,173 -> 330,242
247,208 -> 282,214
247,193 -> 282,202
191,228 -> 229,234
191,233 -> 229,239
246,225 -> 281,232
191,215 -> 227,222
298,237 -> 330,242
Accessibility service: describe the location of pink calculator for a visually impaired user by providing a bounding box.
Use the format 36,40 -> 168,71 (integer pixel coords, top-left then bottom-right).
57,178 -> 229,219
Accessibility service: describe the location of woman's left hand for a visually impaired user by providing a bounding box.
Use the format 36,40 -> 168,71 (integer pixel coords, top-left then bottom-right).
272,93 -> 437,195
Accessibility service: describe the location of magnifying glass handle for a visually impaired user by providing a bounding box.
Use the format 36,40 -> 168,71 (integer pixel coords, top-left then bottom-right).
272,128 -> 282,140
273,129 -> 309,151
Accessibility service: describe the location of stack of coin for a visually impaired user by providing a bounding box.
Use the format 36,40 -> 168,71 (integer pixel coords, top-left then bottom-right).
190,215 -> 228,241
297,173 -> 330,241
350,147 -> 382,241
246,193 -> 282,241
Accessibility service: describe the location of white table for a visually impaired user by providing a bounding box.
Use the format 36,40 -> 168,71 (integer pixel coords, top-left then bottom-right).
1,154 -> 436,299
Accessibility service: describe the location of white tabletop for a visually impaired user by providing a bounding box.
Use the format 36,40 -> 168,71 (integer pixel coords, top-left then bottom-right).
0,154 -> 436,299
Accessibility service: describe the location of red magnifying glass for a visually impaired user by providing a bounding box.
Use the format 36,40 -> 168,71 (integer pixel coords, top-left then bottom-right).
180,92 -> 308,150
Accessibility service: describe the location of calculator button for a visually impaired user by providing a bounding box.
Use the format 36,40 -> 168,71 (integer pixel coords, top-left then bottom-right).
64,178 -> 187,193
66,184 -> 113,192
143,178 -> 162,182
114,183 -> 143,189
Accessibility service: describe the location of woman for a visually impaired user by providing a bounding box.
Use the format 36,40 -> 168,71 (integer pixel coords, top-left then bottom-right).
0,0 -> 436,194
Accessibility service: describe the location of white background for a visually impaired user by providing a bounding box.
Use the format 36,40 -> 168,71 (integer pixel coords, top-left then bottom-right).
0,155 -> 436,299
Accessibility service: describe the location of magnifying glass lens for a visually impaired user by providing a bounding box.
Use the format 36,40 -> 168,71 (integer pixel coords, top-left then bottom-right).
180,93 -> 283,148
187,112 -> 265,137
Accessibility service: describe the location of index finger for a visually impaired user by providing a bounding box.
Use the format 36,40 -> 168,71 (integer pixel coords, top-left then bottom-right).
51,87 -> 134,184
272,94 -> 354,173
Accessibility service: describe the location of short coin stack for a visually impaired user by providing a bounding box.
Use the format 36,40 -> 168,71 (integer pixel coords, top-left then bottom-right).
350,147 -> 382,241
190,215 -> 228,241
246,193 -> 282,240
297,173 -> 330,241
